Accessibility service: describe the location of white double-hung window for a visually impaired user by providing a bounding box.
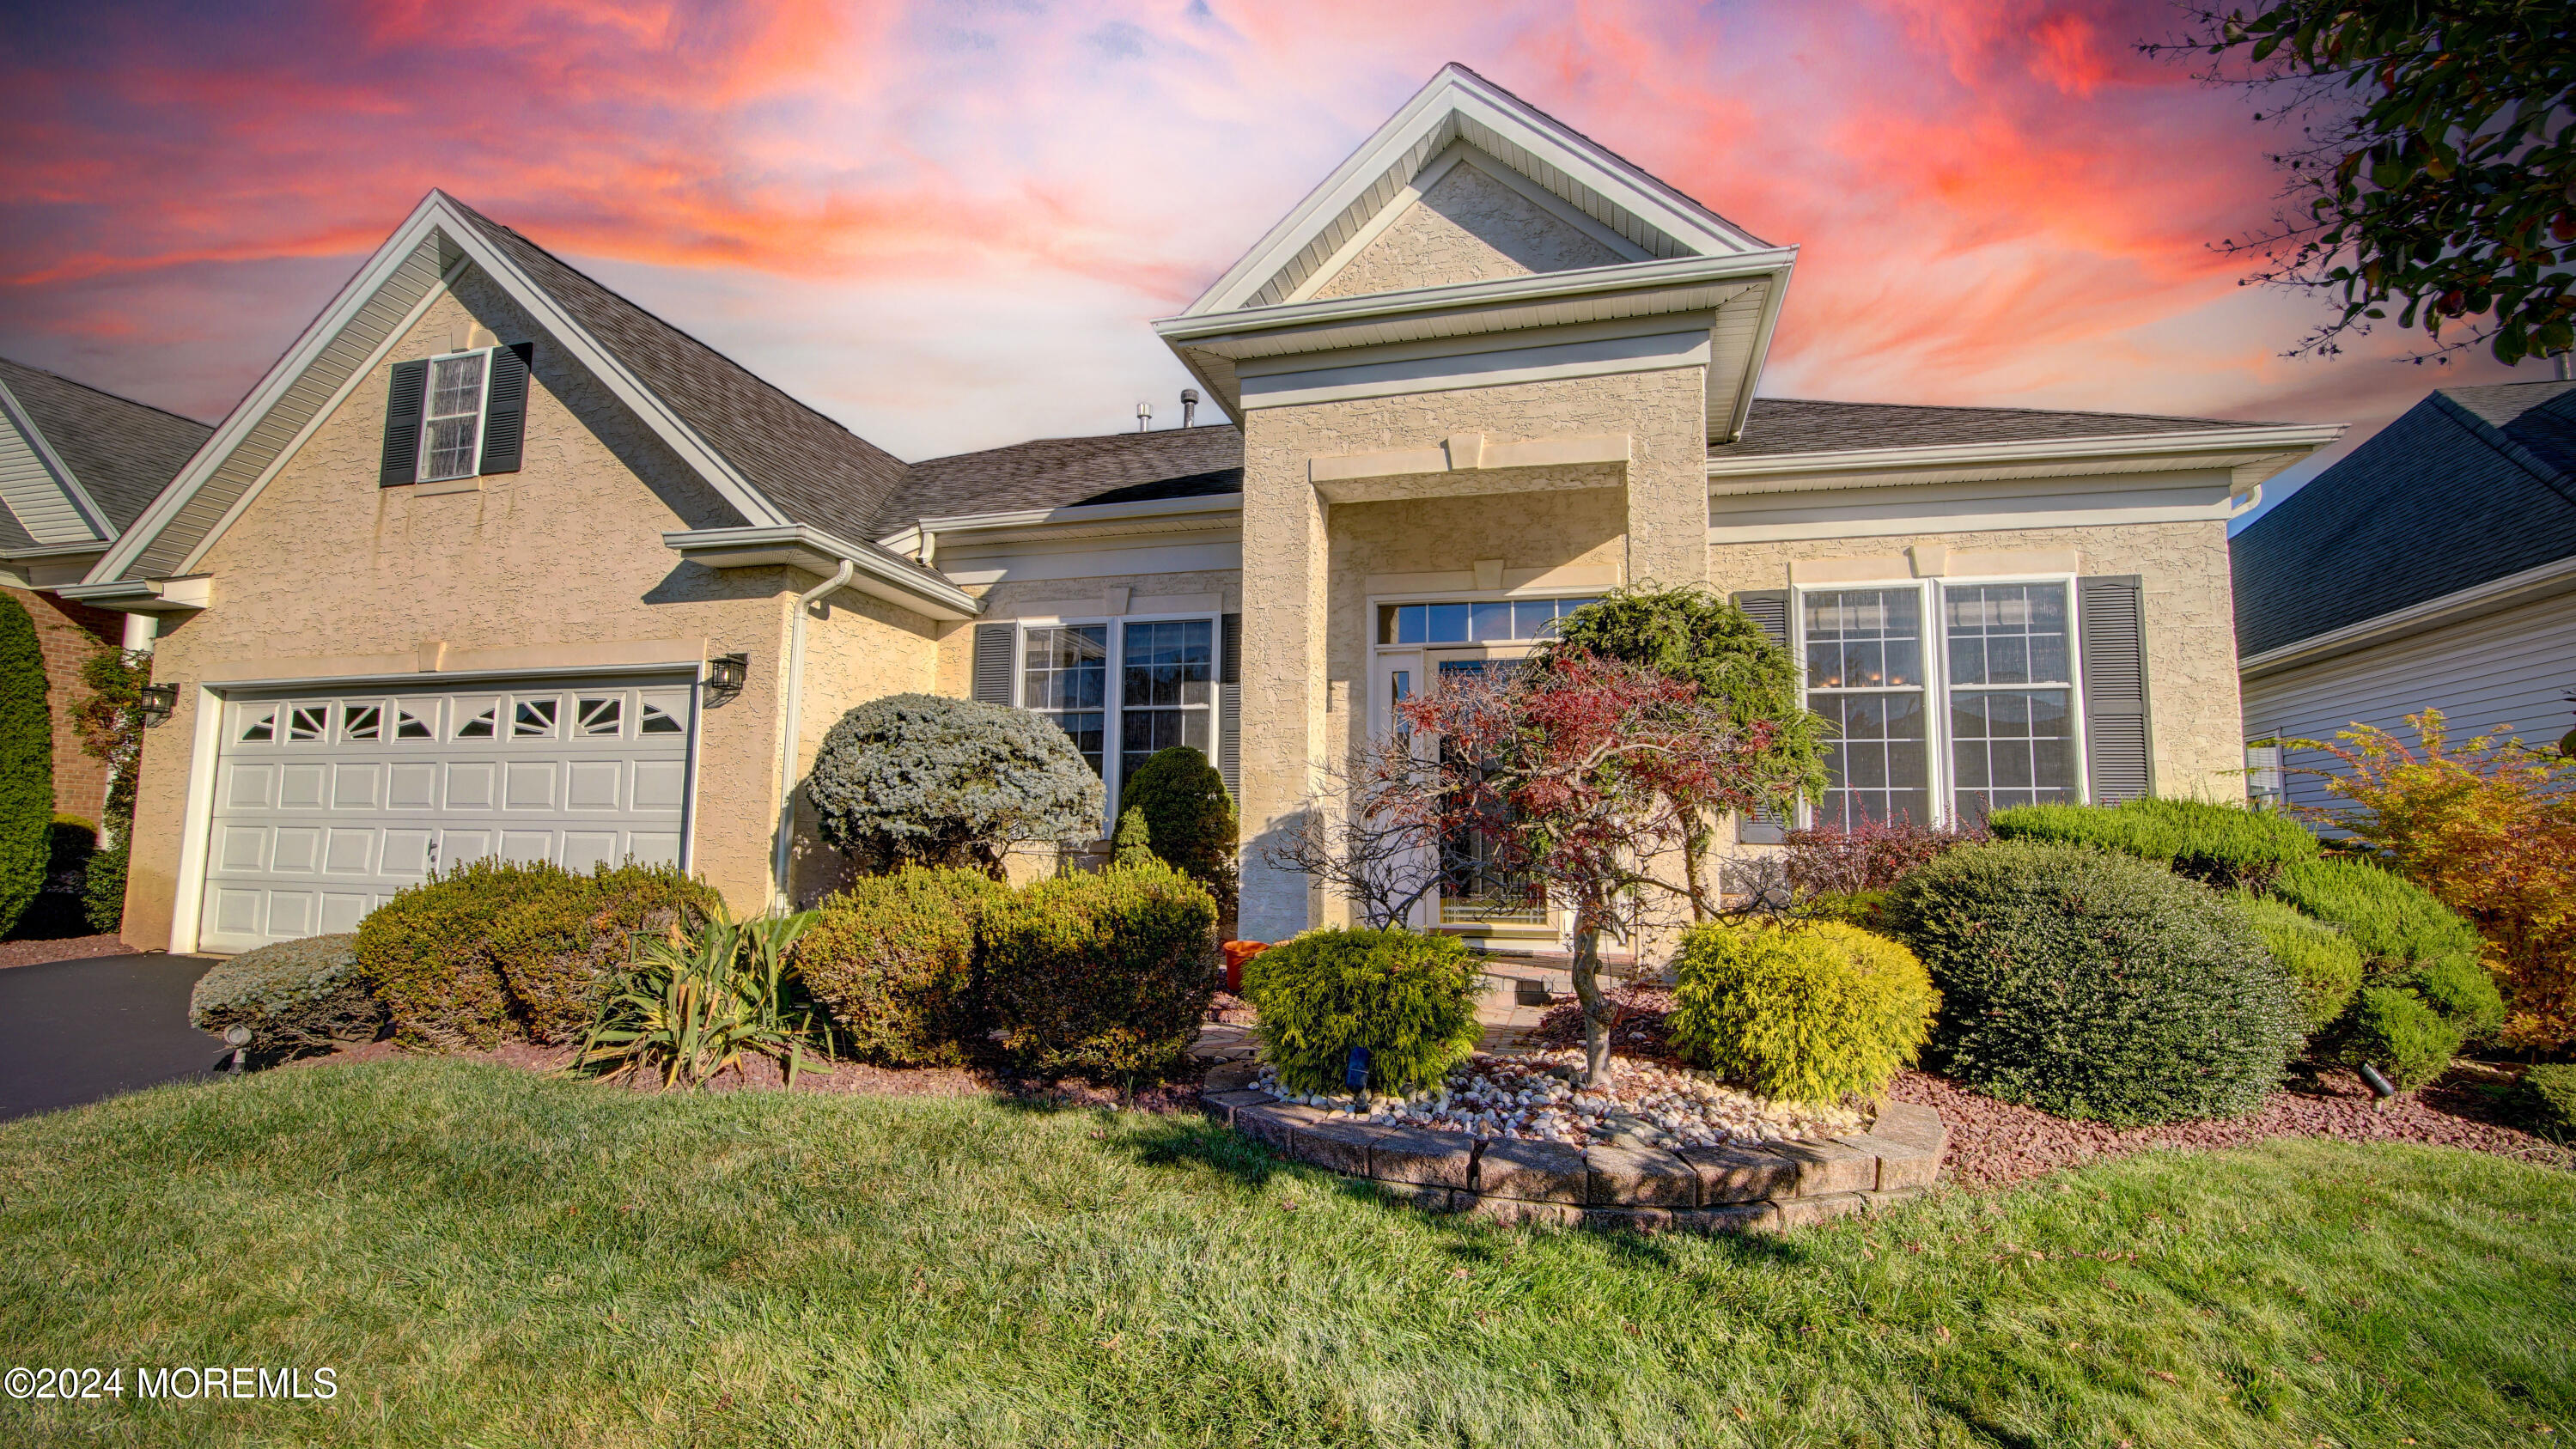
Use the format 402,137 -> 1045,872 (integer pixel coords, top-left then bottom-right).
1021,624 -> 1110,776
1002,614 -> 1221,820
418,351 -> 490,482
1795,577 -> 2083,828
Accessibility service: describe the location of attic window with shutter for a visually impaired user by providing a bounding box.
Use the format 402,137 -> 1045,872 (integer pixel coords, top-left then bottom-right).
380,343 -> 533,488
419,353 -> 488,482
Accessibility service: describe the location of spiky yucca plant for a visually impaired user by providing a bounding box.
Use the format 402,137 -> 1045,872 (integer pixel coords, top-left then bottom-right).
575,907 -> 831,1088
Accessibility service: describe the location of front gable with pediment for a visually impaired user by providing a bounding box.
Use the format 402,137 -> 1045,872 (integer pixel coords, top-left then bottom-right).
1309,152 -> 1633,301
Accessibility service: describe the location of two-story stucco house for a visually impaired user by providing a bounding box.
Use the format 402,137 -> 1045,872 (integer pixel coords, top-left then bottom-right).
56,65 -> 2338,955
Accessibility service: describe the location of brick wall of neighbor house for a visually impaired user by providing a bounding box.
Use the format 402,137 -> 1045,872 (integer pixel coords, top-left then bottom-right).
1706,518 -> 2246,804
121,273 -> 851,947
12,587 -> 124,825
781,588 -> 940,907
1236,365 -> 1711,941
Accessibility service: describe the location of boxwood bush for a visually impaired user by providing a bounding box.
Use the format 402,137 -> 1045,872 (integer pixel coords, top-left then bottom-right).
797,867 -> 1007,1066
1885,842 -> 2305,1124
1239,927 -> 1483,1094
1988,797 -> 2317,891
356,859 -> 718,1048
2271,858 -> 2502,1041
1666,920 -> 1938,1105
978,861 -> 1217,1081
189,934 -> 382,1056
2227,892 -> 2366,1032
2337,985 -> 2463,1091
1118,746 -> 1237,898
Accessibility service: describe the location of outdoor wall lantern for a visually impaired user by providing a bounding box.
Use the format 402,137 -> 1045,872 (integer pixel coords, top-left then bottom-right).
136,682 -> 180,727
704,652 -> 749,703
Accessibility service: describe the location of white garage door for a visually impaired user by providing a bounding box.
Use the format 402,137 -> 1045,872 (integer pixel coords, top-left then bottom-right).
199,676 -> 697,953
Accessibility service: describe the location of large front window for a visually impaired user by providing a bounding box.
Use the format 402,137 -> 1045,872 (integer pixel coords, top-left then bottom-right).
1798,579 -> 2083,827
1022,624 -> 1107,776
1119,619 -> 1214,782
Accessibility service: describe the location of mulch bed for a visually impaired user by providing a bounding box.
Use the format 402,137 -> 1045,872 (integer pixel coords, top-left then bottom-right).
0,932 -> 142,971
1524,985 -> 2572,1188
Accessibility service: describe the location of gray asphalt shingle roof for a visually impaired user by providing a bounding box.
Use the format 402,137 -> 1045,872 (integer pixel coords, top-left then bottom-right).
874,426 -> 1243,532
0,356 -> 212,553
1711,396 -> 2255,458
445,197 -> 943,582
2232,379 -> 2576,658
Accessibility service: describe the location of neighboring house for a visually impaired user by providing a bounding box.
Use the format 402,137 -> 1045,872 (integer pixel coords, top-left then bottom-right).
0,357 -> 214,821
49,65 -> 2336,955
2235,379 -> 2576,813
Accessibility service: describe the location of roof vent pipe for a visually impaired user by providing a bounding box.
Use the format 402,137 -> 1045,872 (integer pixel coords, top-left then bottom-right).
1180,388 -> 1199,429
1136,401 -> 1152,432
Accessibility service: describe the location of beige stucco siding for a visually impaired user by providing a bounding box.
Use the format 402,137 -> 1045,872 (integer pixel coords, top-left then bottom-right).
121,270 -> 887,946
1312,159 -> 1626,300
781,591 -> 939,906
1707,519 -> 2245,801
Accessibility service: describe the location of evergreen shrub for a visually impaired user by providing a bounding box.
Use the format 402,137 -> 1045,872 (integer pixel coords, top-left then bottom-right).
0,591 -> 51,936
1988,796 -> 2317,891
1239,927 -> 1483,1093
796,867 -> 1006,1066
189,934 -> 382,1056
2227,892 -> 2366,1032
806,693 -> 1104,874
2337,986 -> 2463,1091
978,861 -> 1216,1081
355,859 -> 717,1048
1667,920 -> 1938,1104
1885,842 -> 2305,1124
1113,807 -> 1156,868
2513,1063 -> 2576,1143
1117,746 -> 1237,896
2272,858 -> 2502,1040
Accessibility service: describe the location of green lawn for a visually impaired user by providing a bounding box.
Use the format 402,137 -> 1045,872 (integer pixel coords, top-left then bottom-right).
1,1059 -> 2569,1448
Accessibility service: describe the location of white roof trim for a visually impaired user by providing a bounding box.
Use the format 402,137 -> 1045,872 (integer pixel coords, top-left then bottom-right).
1184,64 -> 1770,318
903,492 -> 1244,538
661,524 -> 982,621
0,374 -> 116,545
1706,423 -> 2347,488
2240,551 -> 2576,679
92,190 -> 794,587
57,574 -> 211,614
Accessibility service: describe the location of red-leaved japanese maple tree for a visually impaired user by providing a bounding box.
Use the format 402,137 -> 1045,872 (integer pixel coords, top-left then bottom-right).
1384,652 -> 1800,1084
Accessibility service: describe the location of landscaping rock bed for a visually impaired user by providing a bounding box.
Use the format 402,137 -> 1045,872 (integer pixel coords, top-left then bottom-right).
1239,1052 -> 1865,1149
1202,1057 -> 1945,1233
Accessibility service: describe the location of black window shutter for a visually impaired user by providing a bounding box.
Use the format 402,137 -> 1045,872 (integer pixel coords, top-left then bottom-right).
2078,575 -> 2153,804
1730,589 -> 1793,843
378,359 -> 429,488
478,342 -> 533,475
1218,612 -> 1243,801
971,624 -> 1016,705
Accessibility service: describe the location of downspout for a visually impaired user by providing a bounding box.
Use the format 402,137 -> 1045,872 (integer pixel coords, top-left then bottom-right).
772,558 -> 854,910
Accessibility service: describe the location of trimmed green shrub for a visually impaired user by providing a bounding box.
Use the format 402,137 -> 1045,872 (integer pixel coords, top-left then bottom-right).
978,861 -> 1217,1081
2513,1063 -> 2576,1143
1885,842 -> 2306,1124
1239,928 -> 1483,1093
1988,797 -> 2317,891
2271,858 -> 2502,1041
1118,746 -> 1237,895
0,591 -> 51,936
82,839 -> 128,934
806,693 -> 1105,874
1667,920 -> 1938,1105
1113,807 -> 1156,868
490,864 -> 722,1044
2228,892 -> 2366,1032
355,859 -> 718,1048
2338,986 -> 2463,1091
189,934 -> 382,1056
796,867 -> 1006,1066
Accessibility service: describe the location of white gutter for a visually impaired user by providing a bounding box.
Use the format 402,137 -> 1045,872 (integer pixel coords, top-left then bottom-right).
1706,423 -> 2347,484
56,575 -> 212,613
773,557 -> 854,910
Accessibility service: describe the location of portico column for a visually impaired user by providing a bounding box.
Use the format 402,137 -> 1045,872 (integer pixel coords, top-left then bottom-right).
1236,446 -> 1330,942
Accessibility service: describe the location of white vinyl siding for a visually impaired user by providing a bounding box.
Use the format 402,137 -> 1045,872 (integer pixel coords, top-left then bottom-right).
2243,589 -> 2576,816
0,405 -> 105,545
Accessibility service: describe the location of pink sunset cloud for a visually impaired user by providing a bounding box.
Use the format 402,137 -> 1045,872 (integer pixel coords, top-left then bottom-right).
0,0 -> 2545,481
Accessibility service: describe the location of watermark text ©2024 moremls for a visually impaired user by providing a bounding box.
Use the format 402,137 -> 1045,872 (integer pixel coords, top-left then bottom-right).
8,1366 -> 338,1401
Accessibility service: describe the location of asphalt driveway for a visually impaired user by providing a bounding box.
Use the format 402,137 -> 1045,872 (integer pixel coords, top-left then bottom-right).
0,953 -> 228,1122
